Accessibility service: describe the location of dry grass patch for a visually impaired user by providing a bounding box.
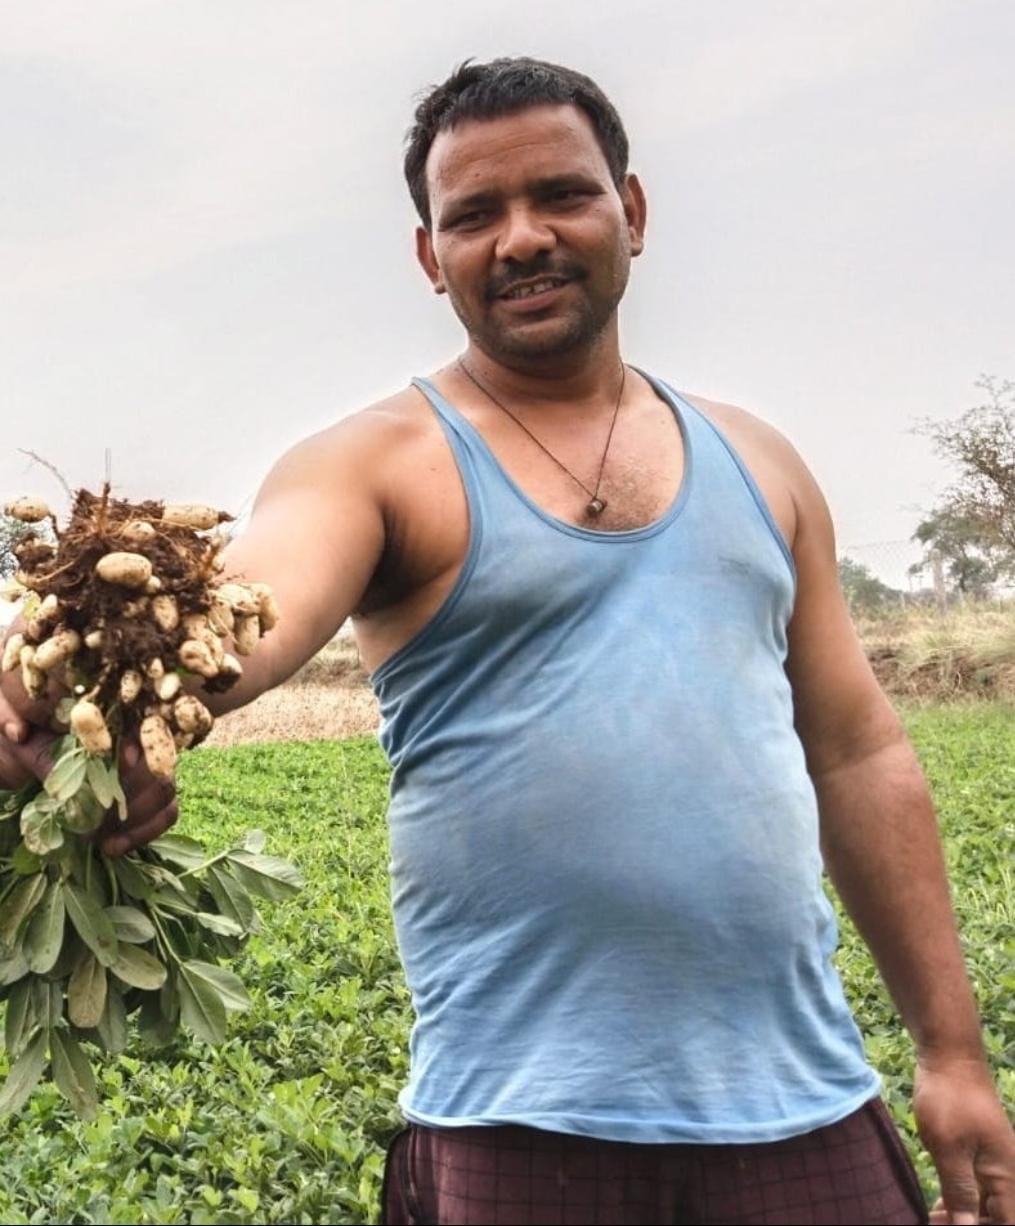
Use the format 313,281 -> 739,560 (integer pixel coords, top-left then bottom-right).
856,600 -> 1015,701
207,630 -> 379,746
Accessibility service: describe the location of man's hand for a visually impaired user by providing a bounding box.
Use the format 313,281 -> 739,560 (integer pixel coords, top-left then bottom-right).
916,1056 -> 1015,1225
0,680 -> 178,857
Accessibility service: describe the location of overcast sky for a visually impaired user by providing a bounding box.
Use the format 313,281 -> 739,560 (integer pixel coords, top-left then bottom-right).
2,0 -> 1013,588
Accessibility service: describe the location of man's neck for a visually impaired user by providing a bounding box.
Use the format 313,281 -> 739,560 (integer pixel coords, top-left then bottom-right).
457,334 -> 627,415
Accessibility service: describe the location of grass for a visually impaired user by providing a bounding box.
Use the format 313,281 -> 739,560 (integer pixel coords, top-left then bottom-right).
0,703 -> 1011,1223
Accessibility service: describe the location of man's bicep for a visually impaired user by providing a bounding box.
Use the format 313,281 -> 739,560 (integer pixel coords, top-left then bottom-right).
221,426 -> 386,684
784,455 -> 903,777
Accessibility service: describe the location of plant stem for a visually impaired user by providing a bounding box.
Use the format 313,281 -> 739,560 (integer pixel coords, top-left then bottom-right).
149,910 -> 182,966
176,850 -> 231,880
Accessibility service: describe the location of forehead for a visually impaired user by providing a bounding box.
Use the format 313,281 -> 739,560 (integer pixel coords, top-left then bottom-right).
426,104 -> 613,206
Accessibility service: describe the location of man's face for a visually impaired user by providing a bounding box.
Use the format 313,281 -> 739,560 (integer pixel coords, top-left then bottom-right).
416,104 -> 646,364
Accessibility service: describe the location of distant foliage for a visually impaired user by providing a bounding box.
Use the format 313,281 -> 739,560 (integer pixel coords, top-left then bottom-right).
0,514 -> 30,579
913,376 -> 1015,594
838,556 -> 903,613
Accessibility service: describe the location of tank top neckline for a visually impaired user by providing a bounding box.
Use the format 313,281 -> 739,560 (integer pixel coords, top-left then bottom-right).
411,366 -> 694,544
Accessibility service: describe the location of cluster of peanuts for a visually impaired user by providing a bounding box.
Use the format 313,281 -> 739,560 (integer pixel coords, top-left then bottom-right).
1,496 -> 278,782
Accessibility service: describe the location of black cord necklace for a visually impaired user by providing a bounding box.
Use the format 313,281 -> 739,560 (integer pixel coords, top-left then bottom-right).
457,357 -> 627,519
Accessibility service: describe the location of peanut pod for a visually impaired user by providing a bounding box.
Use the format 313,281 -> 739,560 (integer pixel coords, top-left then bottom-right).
232,615 -> 261,657
216,583 -> 260,617
151,594 -> 180,633
95,552 -> 153,590
250,582 -> 280,632
34,629 -> 82,672
2,632 -> 25,673
178,640 -> 218,679
119,670 -> 144,704
140,713 -> 176,780
5,496 -> 51,523
161,503 -> 223,531
70,700 -> 113,755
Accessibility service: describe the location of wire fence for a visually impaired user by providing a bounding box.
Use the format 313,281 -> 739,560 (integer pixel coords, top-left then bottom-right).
839,540 -> 926,593
839,538 -> 1015,608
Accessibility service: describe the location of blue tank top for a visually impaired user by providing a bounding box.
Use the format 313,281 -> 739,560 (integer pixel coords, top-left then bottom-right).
369,369 -> 880,1143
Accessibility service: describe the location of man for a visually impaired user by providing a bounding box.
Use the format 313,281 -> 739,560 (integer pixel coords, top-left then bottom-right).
2,56 -> 1013,1226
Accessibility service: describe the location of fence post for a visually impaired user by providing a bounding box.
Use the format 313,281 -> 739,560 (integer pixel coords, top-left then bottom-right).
931,549 -> 947,613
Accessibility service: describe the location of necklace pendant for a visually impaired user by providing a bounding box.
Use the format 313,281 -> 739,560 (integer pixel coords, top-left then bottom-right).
586,497 -> 607,517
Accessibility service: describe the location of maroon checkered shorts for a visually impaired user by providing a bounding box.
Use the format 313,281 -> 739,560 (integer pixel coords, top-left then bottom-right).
380,1097 -> 928,1224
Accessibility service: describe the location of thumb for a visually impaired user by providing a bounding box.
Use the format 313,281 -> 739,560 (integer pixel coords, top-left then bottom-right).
935,1148 -> 981,1225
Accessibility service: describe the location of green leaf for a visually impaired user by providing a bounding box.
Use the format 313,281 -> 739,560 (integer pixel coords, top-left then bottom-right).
44,933 -> 82,982
206,864 -> 256,932
85,756 -> 118,810
226,850 -> 303,902
20,796 -> 64,856
0,1029 -> 47,1117
4,977 -> 38,1056
64,787 -> 105,833
150,834 -> 208,872
195,911 -> 244,937
110,944 -> 167,991
181,960 -> 251,1013
11,842 -> 42,876
0,789 -> 23,820
0,949 -> 29,986
24,880 -> 65,974
138,993 -> 176,1047
105,905 -> 156,944
30,978 -> 63,1029
68,950 -> 108,1029
50,1027 -> 98,1120
178,962 -> 228,1044
63,882 -> 119,967
0,873 -> 47,952
43,747 -> 87,803
149,887 -> 199,917
112,856 -> 152,901
95,985 -> 128,1054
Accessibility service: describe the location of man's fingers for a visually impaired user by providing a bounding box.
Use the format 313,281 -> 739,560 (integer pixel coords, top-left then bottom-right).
0,685 -> 30,744
934,1149 -> 982,1225
0,737 -> 34,790
5,727 -> 58,781
100,800 -> 178,858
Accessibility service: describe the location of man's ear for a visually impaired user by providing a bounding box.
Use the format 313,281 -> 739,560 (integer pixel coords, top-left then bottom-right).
416,226 -> 446,294
621,173 -> 647,258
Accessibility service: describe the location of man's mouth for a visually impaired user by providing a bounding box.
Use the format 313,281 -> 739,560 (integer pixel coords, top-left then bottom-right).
498,276 -> 570,301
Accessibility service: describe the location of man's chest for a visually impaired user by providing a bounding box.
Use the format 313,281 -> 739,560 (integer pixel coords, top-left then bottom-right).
356,383 -> 797,649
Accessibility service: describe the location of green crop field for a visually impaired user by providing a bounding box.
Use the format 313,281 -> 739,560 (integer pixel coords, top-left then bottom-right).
0,703 -> 1012,1224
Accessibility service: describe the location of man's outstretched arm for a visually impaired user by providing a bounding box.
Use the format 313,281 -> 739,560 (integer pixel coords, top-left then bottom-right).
781,435 -> 1015,1226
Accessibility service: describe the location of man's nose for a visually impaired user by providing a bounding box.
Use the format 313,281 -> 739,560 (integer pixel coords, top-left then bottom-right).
493,204 -> 556,265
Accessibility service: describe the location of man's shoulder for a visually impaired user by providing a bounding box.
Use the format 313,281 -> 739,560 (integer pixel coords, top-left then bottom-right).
679,391 -> 812,553
279,383 -> 439,482
682,392 -> 795,458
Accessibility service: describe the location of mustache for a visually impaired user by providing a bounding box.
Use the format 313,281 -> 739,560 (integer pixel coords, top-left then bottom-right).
486,261 -> 585,301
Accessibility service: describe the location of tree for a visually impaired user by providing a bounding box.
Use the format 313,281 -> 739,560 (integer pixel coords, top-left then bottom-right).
838,557 -> 902,614
908,502 -> 1015,597
914,375 -> 1015,555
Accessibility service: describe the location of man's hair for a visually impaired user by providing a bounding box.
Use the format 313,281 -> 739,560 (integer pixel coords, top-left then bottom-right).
404,56 -> 630,231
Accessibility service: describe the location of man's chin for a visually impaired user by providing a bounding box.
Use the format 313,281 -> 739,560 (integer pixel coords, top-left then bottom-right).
475,316 -> 596,362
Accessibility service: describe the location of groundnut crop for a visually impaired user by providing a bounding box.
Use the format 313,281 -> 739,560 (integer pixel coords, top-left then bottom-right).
0,485 -> 302,1120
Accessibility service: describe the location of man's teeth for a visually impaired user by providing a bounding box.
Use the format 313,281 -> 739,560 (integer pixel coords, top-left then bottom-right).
504,280 -> 563,299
